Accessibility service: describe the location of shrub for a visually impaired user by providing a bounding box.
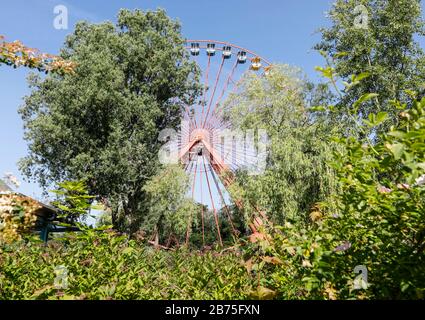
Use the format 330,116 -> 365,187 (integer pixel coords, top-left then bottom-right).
0,230 -> 253,300
242,97 -> 425,300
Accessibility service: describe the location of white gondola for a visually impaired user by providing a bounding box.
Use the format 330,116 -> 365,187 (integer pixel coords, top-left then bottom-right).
190,43 -> 200,56
237,51 -> 247,64
206,43 -> 216,56
222,46 -> 232,59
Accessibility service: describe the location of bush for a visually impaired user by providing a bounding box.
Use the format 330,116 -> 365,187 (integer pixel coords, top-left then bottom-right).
240,97 -> 425,300
0,230 -> 254,300
0,194 -> 38,244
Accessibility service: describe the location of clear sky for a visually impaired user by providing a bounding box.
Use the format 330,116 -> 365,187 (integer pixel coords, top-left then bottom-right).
1,0 -> 423,203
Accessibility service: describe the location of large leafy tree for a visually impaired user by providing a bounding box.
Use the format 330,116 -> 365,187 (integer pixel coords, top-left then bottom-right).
222,65 -> 338,226
315,0 -> 425,131
19,9 -> 200,233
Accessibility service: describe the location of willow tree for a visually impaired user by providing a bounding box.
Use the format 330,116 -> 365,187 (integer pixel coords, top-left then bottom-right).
141,165 -> 199,246
19,9 -> 200,233
222,65 -> 338,225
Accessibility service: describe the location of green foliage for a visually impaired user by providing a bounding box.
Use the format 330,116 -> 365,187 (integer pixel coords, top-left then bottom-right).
320,97 -> 425,299
3,3 -> 424,301
141,165 -> 199,245
18,9 -> 200,234
51,180 -> 95,224
223,64 -> 425,299
2,94 -> 423,299
0,231 -> 253,300
95,210 -> 112,228
0,195 -> 38,244
241,96 -> 425,300
315,0 -> 425,130
138,165 -> 245,248
223,64 -> 338,225
187,204 -> 247,248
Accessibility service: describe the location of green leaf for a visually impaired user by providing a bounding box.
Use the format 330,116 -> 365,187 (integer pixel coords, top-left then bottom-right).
250,286 -> 277,300
401,282 -> 410,292
375,112 -> 388,125
354,72 -> 371,82
315,66 -> 334,79
354,93 -> 379,109
363,119 -> 374,127
386,143 -> 405,160
387,131 -> 406,139
122,247 -> 135,255
309,106 -> 326,112
334,51 -> 349,58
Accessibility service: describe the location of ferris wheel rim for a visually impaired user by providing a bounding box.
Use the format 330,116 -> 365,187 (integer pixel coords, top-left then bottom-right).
185,39 -> 272,66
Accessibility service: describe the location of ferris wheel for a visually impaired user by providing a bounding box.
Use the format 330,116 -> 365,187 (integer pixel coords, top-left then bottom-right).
175,40 -> 271,247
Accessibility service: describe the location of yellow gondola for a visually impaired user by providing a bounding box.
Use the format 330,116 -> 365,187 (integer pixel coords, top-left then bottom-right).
250,56 -> 262,71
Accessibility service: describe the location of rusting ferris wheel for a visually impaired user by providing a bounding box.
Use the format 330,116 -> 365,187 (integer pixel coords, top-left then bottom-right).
177,40 -> 271,246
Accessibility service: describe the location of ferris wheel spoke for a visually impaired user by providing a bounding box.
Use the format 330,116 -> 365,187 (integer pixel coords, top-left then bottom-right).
185,158 -> 198,245
183,159 -> 196,182
207,59 -> 239,130
199,159 -> 205,246
208,162 -> 238,237
199,55 -> 212,129
202,155 -> 223,247
183,103 -> 197,129
212,146 -> 261,170
180,122 -> 191,142
211,79 -> 245,131
202,57 -> 225,128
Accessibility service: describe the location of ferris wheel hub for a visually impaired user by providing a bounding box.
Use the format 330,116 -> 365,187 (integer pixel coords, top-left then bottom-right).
190,128 -> 211,143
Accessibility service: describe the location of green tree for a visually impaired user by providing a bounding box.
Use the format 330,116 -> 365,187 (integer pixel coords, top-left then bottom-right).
222,64 -> 338,226
18,9 -> 200,233
51,180 -> 94,225
141,165 -> 198,246
315,0 -> 425,131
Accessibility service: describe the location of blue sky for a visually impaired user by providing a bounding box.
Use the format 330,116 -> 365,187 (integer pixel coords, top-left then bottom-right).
1,0 -> 423,205
0,0 -> 336,202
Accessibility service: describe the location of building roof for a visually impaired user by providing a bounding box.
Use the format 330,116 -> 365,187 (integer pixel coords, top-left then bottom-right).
0,190 -> 57,220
